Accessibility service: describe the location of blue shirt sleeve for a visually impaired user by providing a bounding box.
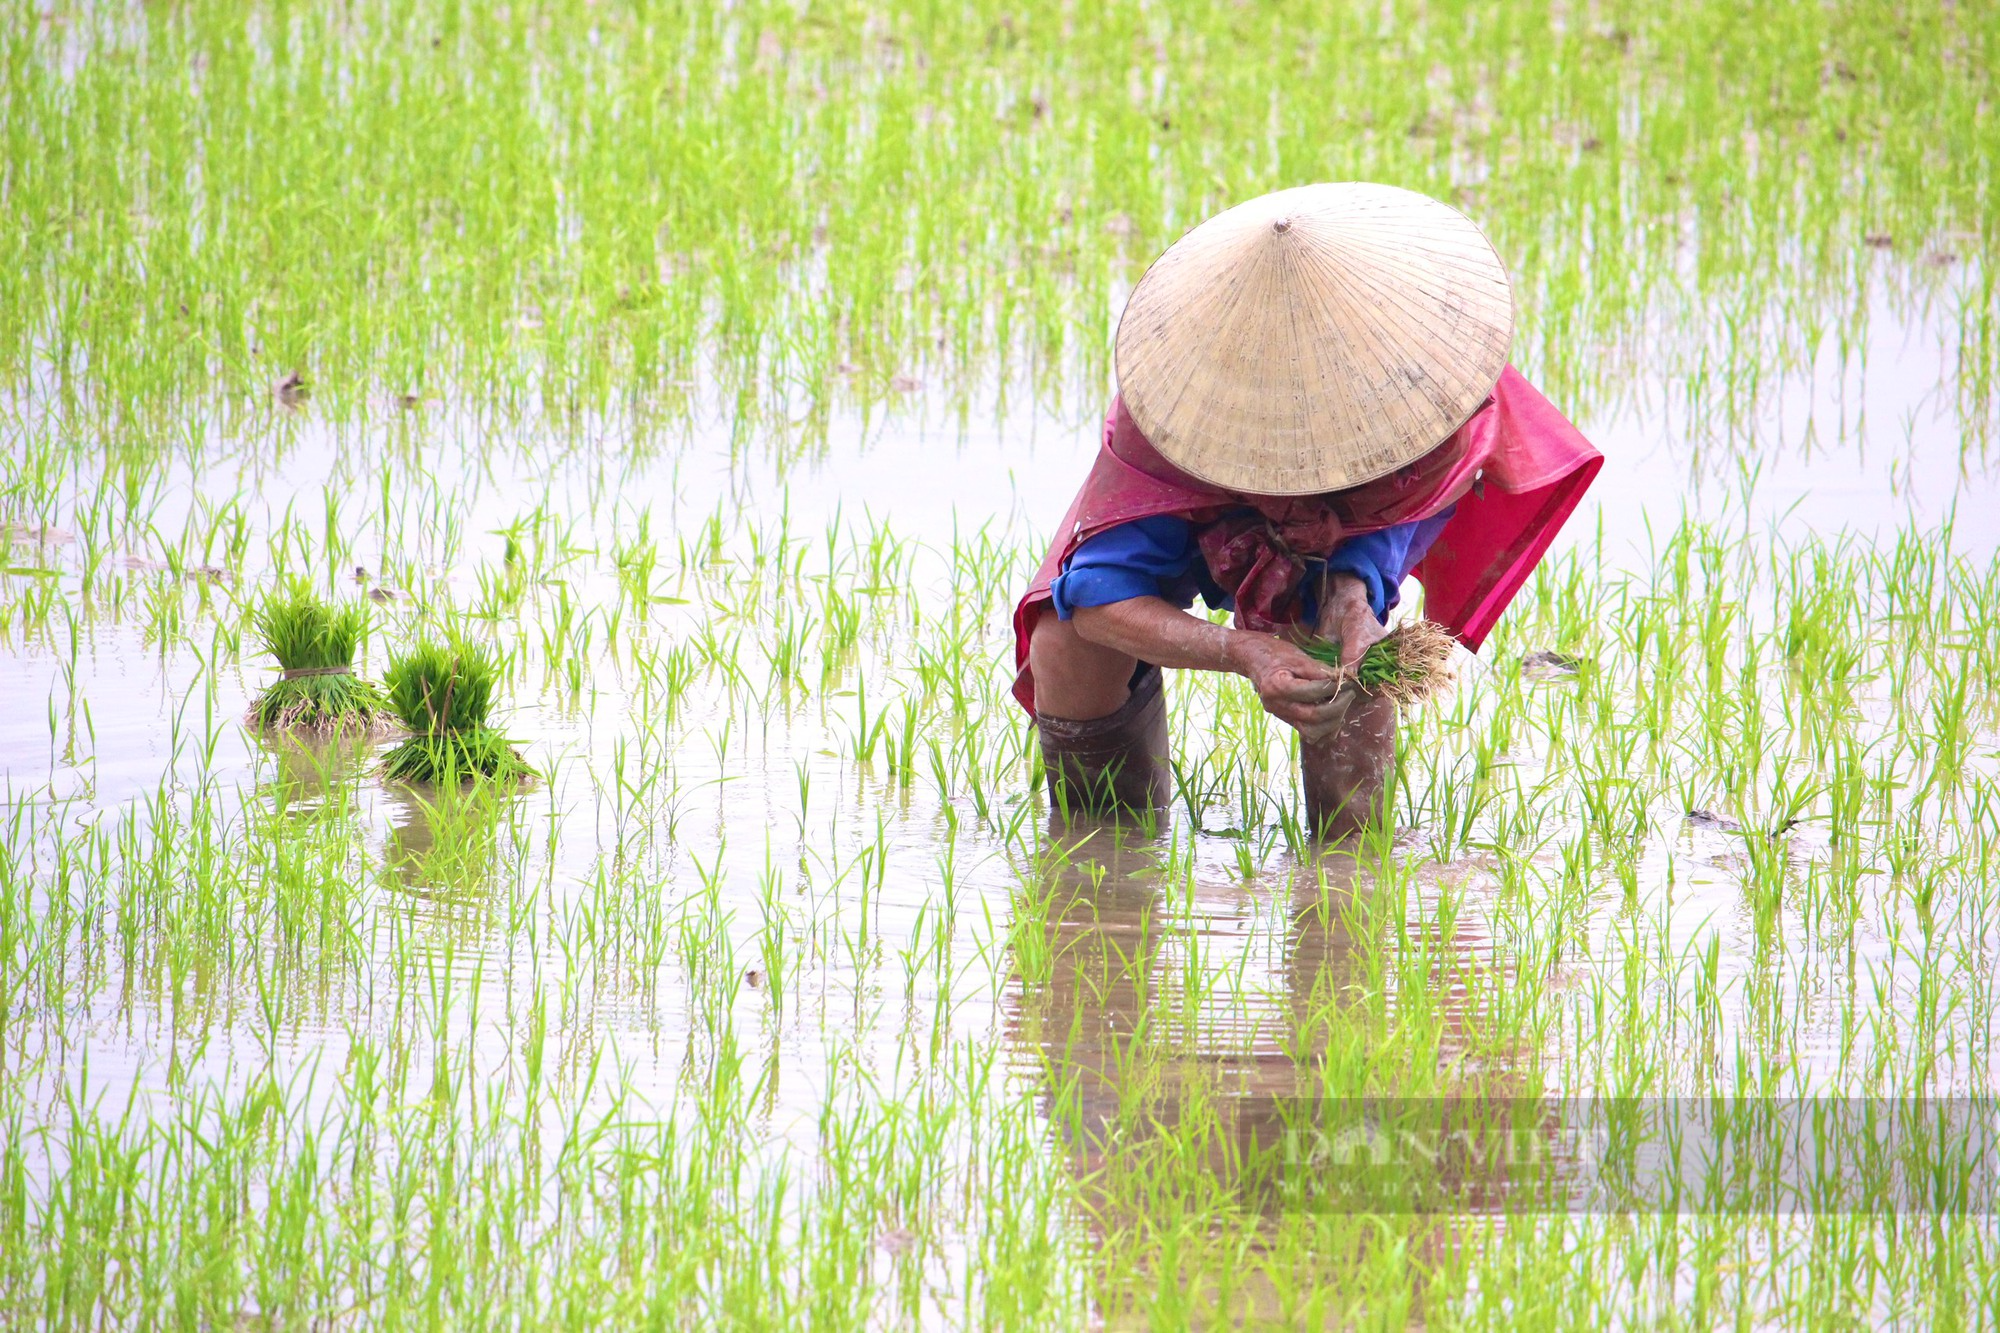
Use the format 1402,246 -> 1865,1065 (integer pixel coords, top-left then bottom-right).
1322,506 -> 1456,622
1048,515 -> 1201,619
1052,506 -> 1458,624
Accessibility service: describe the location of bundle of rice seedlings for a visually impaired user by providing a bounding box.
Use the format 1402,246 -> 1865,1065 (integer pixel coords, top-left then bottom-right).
1302,619 -> 1457,706
250,582 -> 392,733
380,636 -> 532,783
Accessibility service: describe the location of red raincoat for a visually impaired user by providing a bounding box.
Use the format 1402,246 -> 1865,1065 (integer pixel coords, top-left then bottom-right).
1011,367 -> 1601,714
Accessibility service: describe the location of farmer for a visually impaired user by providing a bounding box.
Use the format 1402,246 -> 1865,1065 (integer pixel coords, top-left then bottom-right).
1012,183 -> 1602,837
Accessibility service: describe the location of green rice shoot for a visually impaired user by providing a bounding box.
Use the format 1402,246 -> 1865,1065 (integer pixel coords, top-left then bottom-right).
380,636 -> 532,783
1303,619 -> 1457,706
249,581 -> 392,734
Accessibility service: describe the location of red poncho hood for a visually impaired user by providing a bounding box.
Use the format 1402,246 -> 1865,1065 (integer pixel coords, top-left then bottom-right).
1011,366 -> 1602,714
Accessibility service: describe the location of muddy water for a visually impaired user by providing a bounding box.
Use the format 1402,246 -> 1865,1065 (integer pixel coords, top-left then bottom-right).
2,266 -> 1997,1314
4,285 -> 1995,1000
8,273 -> 1990,807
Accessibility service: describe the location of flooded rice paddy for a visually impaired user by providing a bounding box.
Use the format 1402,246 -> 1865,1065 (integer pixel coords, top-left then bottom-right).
4,0 -> 1999,1326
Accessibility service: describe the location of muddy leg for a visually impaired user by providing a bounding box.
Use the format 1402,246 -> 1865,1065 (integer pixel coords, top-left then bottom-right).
1036,663 -> 1172,822
1299,684 -> 1397,841
1299,588 -> 1398,842
1028,611 -> 1172,823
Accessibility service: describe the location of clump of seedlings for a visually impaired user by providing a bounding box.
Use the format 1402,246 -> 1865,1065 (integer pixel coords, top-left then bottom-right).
379,636 -> 532,782
249,581 -> 393,734
1303,619 -> 1457,706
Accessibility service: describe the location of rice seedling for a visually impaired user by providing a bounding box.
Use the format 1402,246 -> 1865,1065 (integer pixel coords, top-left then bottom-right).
247,580 -> 392,734
1302,619 -> 1458,706
379,636 -> 533,783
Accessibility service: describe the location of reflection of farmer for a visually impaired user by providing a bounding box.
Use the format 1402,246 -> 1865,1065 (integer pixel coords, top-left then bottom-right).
1014,183 -> 1601,835
1001,838 -> 1537,1317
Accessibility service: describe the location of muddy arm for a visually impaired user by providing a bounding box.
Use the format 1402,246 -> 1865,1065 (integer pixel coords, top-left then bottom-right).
1070,591 -> 1361,735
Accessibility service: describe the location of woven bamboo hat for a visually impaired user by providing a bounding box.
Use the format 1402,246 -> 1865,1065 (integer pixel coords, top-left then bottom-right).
1114,182 -> 1514,496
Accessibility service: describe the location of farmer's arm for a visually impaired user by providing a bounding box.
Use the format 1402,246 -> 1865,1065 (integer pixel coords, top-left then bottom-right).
1322,507 -> 1457,621
1052,516 -> 1390,732
1311,509 -> 1457,666
1071,584 -> 1375,734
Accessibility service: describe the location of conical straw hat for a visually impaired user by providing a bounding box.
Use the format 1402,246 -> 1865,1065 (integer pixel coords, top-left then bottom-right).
1114,182 -> 1514,496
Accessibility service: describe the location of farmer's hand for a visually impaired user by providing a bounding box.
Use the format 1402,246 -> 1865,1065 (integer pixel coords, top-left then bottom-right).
1320,572 -> 1387,669
1225,632 -> 1347,739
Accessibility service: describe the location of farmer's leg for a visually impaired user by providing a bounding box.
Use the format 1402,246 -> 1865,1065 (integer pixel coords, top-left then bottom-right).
1028,612 -> 1137,720
1298,605 -> 1398,842
1027,610 -> 1172,818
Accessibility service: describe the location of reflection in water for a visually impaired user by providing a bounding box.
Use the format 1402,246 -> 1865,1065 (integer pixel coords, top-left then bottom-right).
382,777 -> 524,905
251,728 -> 373,824
1003,825 -> 1552,1325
